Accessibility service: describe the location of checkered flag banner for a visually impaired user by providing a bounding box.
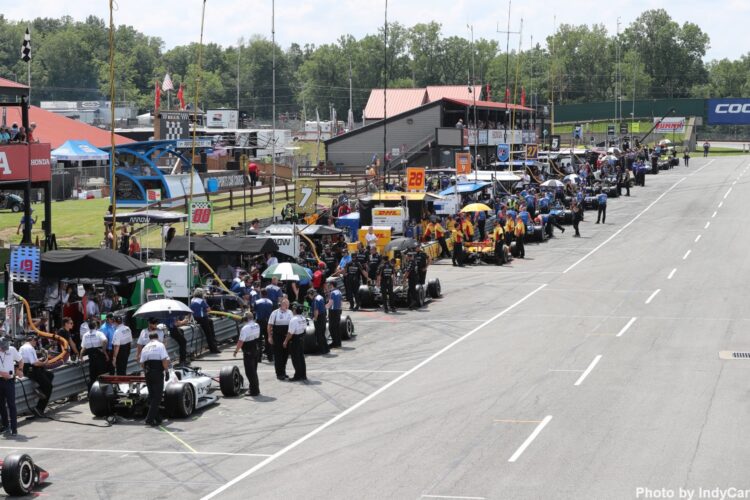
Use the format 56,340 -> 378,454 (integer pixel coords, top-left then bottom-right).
162,73 -> 174,92
21,28 -> 31,62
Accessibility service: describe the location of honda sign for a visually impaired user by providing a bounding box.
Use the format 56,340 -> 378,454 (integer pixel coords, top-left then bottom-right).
708,99 -> 750,125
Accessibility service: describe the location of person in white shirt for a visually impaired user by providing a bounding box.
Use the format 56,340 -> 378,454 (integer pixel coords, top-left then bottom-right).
136,318 -> 165,360
267,298 -> 292,380
283,303 -> 308,382
85,296 -> 100,320
216,259 -> 235,284
80,320 -> 109,388
20,336 -> 53,417
139,332 -> 170,426
112,316 -> 133,376
234,312 -> 261,396
265,252 -> 279,267
0,337 -> 23,435
365,226 -> 378,249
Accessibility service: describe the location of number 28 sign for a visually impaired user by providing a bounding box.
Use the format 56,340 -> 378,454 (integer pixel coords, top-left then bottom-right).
190,201 -> 213,231
405,167 -> 426,192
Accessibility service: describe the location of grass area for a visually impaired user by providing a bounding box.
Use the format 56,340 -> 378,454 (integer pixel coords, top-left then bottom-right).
0,194 -> 333,249
293,141 -> 326,162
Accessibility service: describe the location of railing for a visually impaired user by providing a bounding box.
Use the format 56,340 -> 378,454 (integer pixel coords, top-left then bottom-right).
386,133 -> 435,172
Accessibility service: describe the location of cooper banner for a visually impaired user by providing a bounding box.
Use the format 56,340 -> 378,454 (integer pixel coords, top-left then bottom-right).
189,201 -> 213,231
295,179 -> 317,213
708,98 -> 750,125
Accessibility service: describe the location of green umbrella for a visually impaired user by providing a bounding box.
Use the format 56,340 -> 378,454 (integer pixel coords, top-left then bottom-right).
261,262 -> 311,282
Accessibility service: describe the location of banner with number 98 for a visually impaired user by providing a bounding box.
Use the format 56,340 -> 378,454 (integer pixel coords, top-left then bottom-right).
190,201 -> 213,231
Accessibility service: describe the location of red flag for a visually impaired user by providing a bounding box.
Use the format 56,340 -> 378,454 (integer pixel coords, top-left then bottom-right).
504,87 -> 510,104
155,80 -> 161,111
521,87 -> 526,107
177,84 -> 185,110
485,83 -> 491,101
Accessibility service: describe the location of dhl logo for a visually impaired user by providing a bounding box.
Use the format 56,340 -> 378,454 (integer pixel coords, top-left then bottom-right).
374,209 -> 401,216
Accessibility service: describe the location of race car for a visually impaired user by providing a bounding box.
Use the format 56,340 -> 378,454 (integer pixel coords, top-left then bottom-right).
464,241 -> 512,265
0,453 -> 48,496
356,276 -> 441,309
88,365 -> 244,419
301,315 -> 356,354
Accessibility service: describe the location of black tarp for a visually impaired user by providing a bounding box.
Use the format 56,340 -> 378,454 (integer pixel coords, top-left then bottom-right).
41,249 -> 151,284
165,236 -> 279,255
103,210 -> 188,225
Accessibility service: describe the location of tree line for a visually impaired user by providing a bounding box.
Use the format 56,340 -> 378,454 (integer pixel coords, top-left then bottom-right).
0,10 -> 744,123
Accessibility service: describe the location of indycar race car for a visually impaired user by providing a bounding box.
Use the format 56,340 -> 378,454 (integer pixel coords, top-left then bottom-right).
0,453 -> 48,497
302,315 -> 356,354
88,365 -> 244,419
356,276 -> 441,309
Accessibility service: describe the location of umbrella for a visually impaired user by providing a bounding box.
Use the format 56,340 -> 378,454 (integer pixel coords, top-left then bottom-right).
541,179 -> 565,188
563,174 -> 581,184
460,203 -> 493,213
384,237 -> 419,253
134,299 -> 193,321
658,139 -> 672,146
262,262 -> 310,282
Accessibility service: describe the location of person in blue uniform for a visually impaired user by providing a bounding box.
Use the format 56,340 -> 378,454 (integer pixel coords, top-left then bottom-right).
265,277 -> 283,308
190,288 -> 219,353
254,289 -> 274,362
307,288 -> 329,355
326,282 -> 343,348
596,191 -> 608,224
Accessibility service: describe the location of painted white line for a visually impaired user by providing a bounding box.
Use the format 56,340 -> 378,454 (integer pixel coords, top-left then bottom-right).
718,201 -> 723,209
733,180 -> 737,186
421,496 -> 486,500
689,159 -> 714,176
201,284 -> 549,499
712,211 -> 718,218
574,355 -> 602,386
683,249 -> 692,260
645,289 -> 661,304
705,221 -> 711,229
724,187 -> 733,199
617,317 -> 638,338
0,445 -> 271,458
667,268 -> 677,280
508,415 -> 553,463
695,234 -> 702,243
564,177 -> 686,274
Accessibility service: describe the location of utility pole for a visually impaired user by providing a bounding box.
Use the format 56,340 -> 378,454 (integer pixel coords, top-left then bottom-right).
383,0 -> 388,190
271,0 -> 277,220
497,0 -> 521,144
615,17 -> 621,131
468,24 -> 478,182
236,37 -> 243,112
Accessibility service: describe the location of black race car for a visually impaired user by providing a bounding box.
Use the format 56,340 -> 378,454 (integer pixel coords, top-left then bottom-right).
356,276 -> 441,309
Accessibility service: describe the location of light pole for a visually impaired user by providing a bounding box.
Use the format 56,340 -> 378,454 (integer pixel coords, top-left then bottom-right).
271,0 -> 277,221
468,24 -> 478,182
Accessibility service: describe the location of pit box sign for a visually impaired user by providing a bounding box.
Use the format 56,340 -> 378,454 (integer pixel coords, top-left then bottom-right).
372,207 -> 405,234
189,201 -> 213,231
406,167 -> 426,192
295,179 -> 317,213
525,144 -> 538,160
147,189 -> 162,203
9,245 -> 40,283
455,153 -> 472,175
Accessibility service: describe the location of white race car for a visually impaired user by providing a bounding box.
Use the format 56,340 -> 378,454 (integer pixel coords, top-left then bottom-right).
88,365 -> 244,419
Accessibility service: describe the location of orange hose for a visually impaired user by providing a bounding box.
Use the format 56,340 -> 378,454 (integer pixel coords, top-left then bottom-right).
15,294 -> 69,365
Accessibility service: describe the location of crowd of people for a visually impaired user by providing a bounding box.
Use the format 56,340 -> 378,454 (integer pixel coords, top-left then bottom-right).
0,122 -> 37,144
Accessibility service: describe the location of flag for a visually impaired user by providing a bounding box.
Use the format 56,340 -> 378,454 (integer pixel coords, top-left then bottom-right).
154,80 -> 161,110
176,84 -> 185,110
504,87 -> 510,104
21,28 -> 31,62
520,87 -> 526,107
315,108 -> 321,141
162,73 -> 174,92
485,84 -> 491,101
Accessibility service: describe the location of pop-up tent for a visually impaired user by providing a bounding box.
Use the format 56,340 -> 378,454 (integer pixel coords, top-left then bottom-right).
41,249 -> 151,284
51,140 -> 109,161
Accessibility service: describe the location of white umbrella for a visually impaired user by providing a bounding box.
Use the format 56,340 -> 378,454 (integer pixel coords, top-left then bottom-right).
563,174 -> 581,184
658,139 -> 672,146
262,262 -> 310,282
541,179 -> 565,188
607,147 -> 621,155
134,298 -> 193,321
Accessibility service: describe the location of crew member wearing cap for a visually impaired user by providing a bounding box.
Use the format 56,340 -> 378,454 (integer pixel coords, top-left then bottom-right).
307,289 -> 328,355
80,319 -> 109,389
191,288 -> 220,354
326,282 -> 344,348
283,303 -> 308,382
234,312 -> 261,396
0,337 -> 23,435
139,330 -> 170,426
20,336 -> 53,417
434,220 -> 450,258
166,315 -> 191,367
101,314 -> 117,374
344,254 -> 367,311
136,318 -> 164,361
112,316 -> 133,376
514,215 -> 526,259
451,225 -> 464,267
596,190 -> 608,224
267,298 -> 292,380
265,277 -> 283,308
403,253 -> 419,310
254,289 -> 274,362
414,245 -> 429,285
491,219 -> 506,266
312,262 -> 326,295
377,257 -> 397,313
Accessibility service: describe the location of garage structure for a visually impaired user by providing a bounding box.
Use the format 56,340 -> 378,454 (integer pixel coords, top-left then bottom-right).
325,96 -> 535,175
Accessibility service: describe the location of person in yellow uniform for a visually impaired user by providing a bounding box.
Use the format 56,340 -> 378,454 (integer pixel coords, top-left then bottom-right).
491,219 -> 506,265
422,220 -> 435,242
460,215 -> 474,242
434,220 -> 450,258
504,214 -> 515,247
446,215 -> 456,232
514,215 -> 526,259
451,226 -> 464,267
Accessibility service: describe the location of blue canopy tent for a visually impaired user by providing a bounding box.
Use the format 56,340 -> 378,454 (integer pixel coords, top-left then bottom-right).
334,212 -> 360,240
438,181 -> 492,196
51,140 -> 109,161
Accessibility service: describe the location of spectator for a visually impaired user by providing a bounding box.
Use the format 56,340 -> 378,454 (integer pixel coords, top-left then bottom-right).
119,225 -> 130,254
247,161 -> 259,186
16,209 -> 36,238
8,123 -> 18,141
129,235 -> 141,258
13,127 -> 27,143
0,127 -> 9,144
27,122 -> 37,143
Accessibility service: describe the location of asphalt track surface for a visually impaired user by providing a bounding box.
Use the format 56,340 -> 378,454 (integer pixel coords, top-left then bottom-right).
3,155 -> 749,500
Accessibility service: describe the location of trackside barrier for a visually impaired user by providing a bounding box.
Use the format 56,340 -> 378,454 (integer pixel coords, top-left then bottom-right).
14,316 -> 239,415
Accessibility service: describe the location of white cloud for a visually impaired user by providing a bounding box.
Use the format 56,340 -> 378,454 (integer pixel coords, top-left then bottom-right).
1,0 -> 745,60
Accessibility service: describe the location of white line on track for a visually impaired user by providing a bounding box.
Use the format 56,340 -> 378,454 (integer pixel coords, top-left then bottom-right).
563,177 -> 686,274
683,250 -> 692,260
201,284 -> 549,499
733,180 -> 737,185
667,268 -> 677,280
724,187 -> 733,199
712,211 -> 718,218
695,234 -> 702,243
574,355 -> 602,386
421,496 -> 487,500
718,202 -> 723,208
689,159 -> 714,176
617,317 -> 638,337
508,415 -> 553,463
645,289 -> 661,304
0,445 -> 271,458
705,221 -> 711,229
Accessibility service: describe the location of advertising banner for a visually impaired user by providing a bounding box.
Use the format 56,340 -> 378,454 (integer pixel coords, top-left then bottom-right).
295,179 -> 317,213
372,207 -> 405,234
653,117 -> 686,134
189,201 -> 213,231
0,146 -> 30,182
707,99 -> 750,125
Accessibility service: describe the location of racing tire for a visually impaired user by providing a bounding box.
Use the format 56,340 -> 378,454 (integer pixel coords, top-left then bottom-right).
88,382 -> 115,417
303,332 -> 319,354
524,225 -> 545,243
416,285 -> 426,307
427,278 -> 442,299
340,315 -> 355,340
1,453 -> 37,496
10,204 -> 21,213
164,382 -> 195,418
502,245 -> 512,263
357,286 -> 373,308
219,366 -> 243,397
510,241 -> 520,258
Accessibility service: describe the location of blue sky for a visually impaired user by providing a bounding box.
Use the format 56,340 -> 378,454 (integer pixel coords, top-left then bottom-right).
3,0 -> 747,61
